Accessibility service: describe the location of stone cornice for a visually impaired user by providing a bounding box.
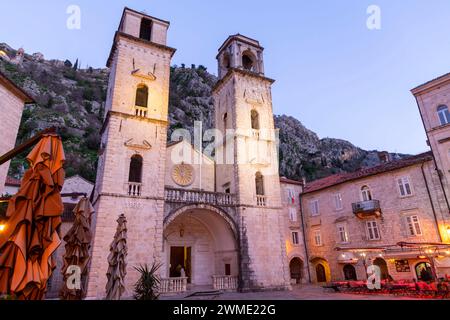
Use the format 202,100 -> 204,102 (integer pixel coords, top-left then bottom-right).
212,68 -> 275,93
100,110 -> 168,135
107,31 -> 177,67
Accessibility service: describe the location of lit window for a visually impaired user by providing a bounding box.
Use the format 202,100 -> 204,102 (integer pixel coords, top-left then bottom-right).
313,230 -> 322,246
337,224 -> 349,243
361,186 -> 372,201
438,105 -> 450,126
310,200 -> 320,216
292,232 -> 299,245
334,193 -> 343,210
406,215 -> 422,236
398,177 -> 412,197
289,207 -> 297,222
366,221 -> 381,240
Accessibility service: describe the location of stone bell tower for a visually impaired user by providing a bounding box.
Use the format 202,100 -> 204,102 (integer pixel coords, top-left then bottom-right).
87,8 -> 175,299
213,34 -> 291,291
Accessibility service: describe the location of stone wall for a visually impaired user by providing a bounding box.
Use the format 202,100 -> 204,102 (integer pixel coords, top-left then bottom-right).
0,83 -> 24,195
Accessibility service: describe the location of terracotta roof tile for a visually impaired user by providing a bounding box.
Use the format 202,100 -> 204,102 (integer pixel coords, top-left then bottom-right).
303,152 -> 433,194
279,177 -> 303,186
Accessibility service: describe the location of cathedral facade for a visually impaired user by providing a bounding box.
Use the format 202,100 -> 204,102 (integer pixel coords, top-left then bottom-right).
86,8 -> 306,299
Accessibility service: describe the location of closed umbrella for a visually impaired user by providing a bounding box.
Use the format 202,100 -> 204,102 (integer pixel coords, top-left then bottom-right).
105,214 -> 127,300
60,197 -> 94,300
0,134 -> 65,300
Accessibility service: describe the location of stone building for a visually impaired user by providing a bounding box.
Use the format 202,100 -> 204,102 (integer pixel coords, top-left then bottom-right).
85,8 -> 301,299
0,71 -> 34,195
302,152 -> 450,283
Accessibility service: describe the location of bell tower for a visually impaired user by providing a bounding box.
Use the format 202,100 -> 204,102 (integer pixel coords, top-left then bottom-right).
213,35 -> 291,291
87,8 -> 175,299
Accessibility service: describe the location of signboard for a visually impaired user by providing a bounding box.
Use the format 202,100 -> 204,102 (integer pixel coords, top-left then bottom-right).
395,259 -> 411,273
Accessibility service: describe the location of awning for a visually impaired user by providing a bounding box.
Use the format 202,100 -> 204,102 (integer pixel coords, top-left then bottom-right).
337,252 -> 359,264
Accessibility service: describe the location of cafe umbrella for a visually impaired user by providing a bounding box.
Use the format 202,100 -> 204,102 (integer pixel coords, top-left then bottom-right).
0,134 -> 65,300
105,214 -> 128,300
60,196 -> 94,300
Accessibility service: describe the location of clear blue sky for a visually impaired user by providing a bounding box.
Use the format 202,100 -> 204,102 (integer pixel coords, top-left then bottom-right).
2,0 -> 450,154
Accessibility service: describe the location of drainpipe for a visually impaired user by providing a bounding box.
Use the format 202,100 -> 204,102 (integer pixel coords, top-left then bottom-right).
299,192 -> 312,283
414,96 -> 450,212
421,162 -> 444,242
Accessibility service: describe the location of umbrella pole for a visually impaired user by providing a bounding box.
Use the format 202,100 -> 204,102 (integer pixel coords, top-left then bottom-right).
0,127 -> 56,166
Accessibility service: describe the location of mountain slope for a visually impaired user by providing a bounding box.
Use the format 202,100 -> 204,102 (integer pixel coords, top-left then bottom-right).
0,44 -> 405,183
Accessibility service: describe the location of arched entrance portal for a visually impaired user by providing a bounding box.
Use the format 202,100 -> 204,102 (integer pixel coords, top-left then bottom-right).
163,206 -> 239,288
343,264 -> 357,281
289,258 -> 304,284
373,258 -> 389,280
310,257 -> 331,283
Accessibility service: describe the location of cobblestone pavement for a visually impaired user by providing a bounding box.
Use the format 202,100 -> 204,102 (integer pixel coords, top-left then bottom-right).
161,284 -> 420,300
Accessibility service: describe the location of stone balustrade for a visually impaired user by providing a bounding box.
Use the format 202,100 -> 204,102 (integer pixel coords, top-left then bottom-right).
127,182 -> 142,197
159,277 -> 188,294
256,195 -> 267,207
134,106 -> 148,117
165,187 -> 236,206
212,275 -> 239,291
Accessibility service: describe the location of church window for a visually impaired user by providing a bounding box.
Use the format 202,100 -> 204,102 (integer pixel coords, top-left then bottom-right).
135,84 -> 149,108
251,110 -> 260,130
129,155 -> 143,183
255,172 -> 264,196
139,18 -> 152,41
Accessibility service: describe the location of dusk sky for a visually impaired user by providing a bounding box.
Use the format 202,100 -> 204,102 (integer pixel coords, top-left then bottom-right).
2,0 -> 450,154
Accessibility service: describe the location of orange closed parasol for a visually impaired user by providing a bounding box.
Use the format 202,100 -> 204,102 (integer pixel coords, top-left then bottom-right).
60,197 -> 94,300
0,134 -> 65,300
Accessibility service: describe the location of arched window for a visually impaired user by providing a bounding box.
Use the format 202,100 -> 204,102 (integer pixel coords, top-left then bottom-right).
255,172 -> 264,196
361,186 -> 372,201
373,258 -> 389,280
437,105 -> 450,125
139,18 -> 152,41
242,51 -> 255,71
135,85 -> 149,108
128,155 -> 143,183
223,53 -> 231,69
251,110 -> 260,130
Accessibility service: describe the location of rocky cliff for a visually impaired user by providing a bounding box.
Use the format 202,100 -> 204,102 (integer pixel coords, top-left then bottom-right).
0,44 -> 405,183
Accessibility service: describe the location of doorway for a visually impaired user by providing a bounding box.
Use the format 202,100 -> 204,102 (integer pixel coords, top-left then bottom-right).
373,258 -> 389,280
316,264 -> 327,283
343,264 -> 357,281
289,258 -> 304,284
170,246 -> 192,283
415,262 -> 433,281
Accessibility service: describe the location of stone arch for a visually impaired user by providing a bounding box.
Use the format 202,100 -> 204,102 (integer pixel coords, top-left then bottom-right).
242,49 -> 257,72
310,257 -> 331,283
163,204 -> 240,287
164,204 -> 238,241
289,257 -> 304,284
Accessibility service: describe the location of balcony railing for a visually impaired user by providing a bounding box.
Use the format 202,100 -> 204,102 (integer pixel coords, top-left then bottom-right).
134,106 -> 148,118
352,200 -> 382,218
256,195 -> 267,207
251,129 -> 260,140
159,277 -> 188,294
212,275 -> 238,291
165,187 -> 236,206
127,182 -> 142,197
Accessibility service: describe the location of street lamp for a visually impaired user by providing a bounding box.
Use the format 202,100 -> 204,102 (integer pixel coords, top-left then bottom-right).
0,223 -> 5,232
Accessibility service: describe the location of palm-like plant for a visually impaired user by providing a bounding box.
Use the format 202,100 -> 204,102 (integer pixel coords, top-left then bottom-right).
133,263 -> 162,300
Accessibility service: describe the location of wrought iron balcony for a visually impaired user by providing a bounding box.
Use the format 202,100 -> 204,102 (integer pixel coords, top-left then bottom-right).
352,200 -> 382,218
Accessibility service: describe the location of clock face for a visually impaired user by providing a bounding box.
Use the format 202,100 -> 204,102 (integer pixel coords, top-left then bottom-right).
172,163 -> 194,187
